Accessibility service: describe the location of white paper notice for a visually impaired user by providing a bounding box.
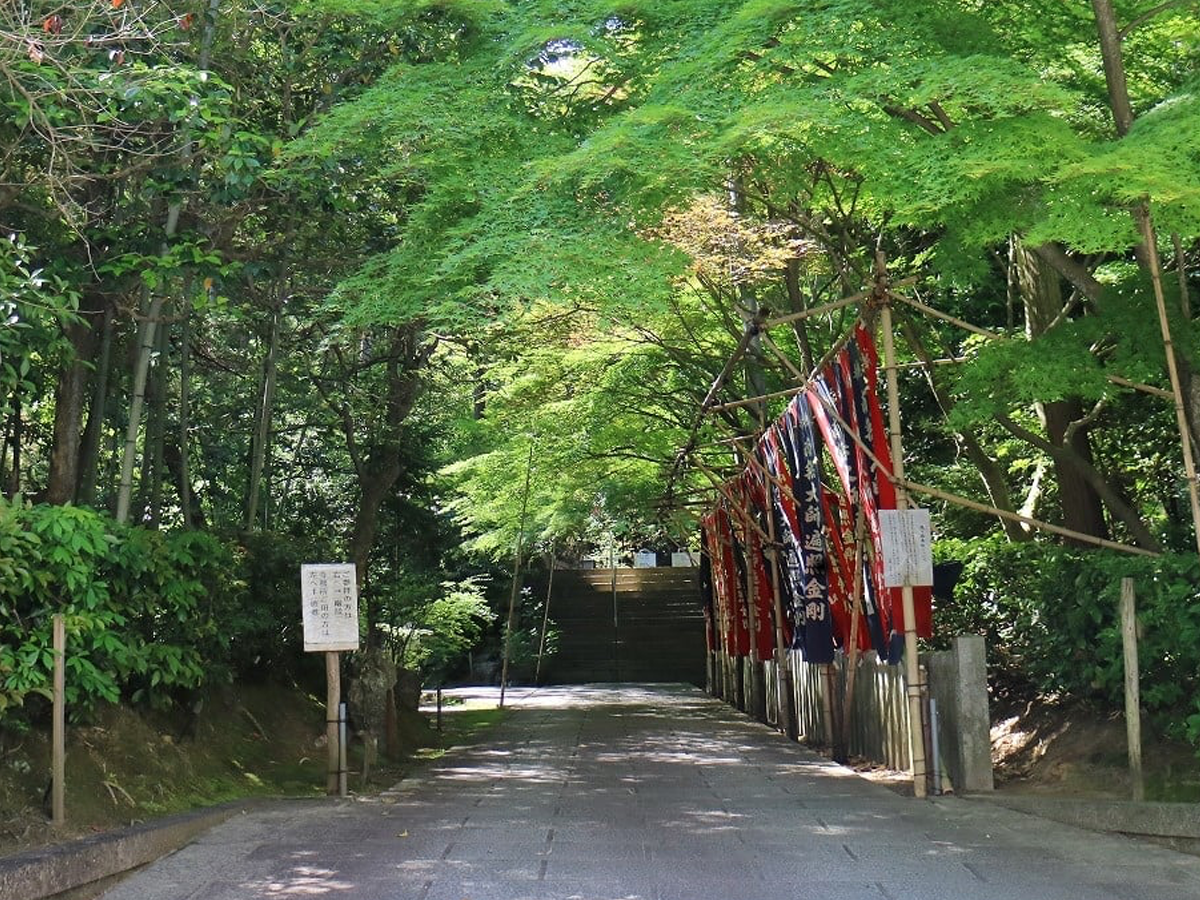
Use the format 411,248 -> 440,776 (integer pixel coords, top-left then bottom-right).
878,509 -> 934,588
300,563 -> 360,652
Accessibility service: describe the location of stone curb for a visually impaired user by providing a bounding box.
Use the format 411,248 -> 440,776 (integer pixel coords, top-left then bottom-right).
970,793 -> 1200,839
0,801 -> 252,900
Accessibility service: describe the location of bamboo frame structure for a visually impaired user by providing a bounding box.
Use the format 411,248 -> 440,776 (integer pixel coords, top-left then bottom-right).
880,290 -> 928,798
1135,209 -> 1200,557
673,249 -> 1182,796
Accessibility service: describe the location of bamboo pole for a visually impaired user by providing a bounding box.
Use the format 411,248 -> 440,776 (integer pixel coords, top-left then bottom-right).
762,278 -> 918,328
741,478 -> 765,721
879,264 -> 929,799
892,292 -> 1002,341
693,461 -> 774,545
894,293 -> 1174,402
807,315 -> 864,384
807,376 -> 1160,557
763,291 -> 869,328
711,385 -> 807,413
1134,209 -> 1200,558
840,511 -> 867,759
759,448 -> 798,740
759,330 -> 807,382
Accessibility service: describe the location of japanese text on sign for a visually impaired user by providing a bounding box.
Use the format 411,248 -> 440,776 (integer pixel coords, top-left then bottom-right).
879,509 -> 934,588
301,564 -> 360,652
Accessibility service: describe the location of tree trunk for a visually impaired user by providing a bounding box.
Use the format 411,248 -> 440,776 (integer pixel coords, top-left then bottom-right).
336,325 -> 435,599
46,297 -> 101,504
6,396 -> 21,500
76,303 -> 115,507
146,319 -> 170,528
898,315 -> 1030,541
1012,238 -> 1109,540
178,303 -> 195,528
115,291 -> 165,524
784,258 -> 816,373
244,304 -> 280,530
115,0 -> 218,524
349,451 -> 403,587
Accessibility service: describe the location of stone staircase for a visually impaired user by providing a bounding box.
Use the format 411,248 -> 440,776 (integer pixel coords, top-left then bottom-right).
535,567 -> 705,686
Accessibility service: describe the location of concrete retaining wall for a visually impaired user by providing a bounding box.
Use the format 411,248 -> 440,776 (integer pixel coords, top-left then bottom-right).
0,802 -> 246,900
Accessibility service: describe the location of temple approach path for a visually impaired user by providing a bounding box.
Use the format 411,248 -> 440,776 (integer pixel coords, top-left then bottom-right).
100,685 -> 1200,900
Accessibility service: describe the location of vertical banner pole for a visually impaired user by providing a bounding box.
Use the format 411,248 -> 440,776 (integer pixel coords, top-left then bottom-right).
1120,577 -> 1144,801
52,614 -> 66,827
763,473 -> 797,740
326,651 -> 340,796
879,268 -> 929,799
840,511 -> 868,758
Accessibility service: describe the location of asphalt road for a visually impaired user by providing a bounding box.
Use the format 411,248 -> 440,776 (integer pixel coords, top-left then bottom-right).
100,684 -> 1200,900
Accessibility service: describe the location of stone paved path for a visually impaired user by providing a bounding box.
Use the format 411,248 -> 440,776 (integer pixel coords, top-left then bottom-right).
101,685 -> 1200,900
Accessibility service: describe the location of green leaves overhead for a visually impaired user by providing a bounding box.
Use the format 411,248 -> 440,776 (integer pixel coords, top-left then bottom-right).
280,0 -> 1200,554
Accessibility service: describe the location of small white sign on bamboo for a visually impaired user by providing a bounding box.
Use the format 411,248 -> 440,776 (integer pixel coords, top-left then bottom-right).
878,509 -> 934,587
300,563 -> 360,652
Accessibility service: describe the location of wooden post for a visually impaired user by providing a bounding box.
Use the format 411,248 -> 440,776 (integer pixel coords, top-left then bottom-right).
879,265 -> 929,799
1120,577 -> 1145,802
325,651 -> 340,796
51,614 -> 65,827
338,700 -> 348,798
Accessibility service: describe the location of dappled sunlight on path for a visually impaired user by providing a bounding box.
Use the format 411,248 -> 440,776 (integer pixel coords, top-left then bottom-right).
101,685 -> 1200,900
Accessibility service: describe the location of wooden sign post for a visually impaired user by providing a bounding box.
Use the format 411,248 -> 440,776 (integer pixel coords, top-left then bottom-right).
52,614 -> 65,827
881,293 -> 931,799
301,564 -> 360,797
1119,577 -> 1144,802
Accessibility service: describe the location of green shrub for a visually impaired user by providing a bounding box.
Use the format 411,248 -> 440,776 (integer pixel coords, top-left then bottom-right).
0,501 -> 243,722
934,535 -> 1200,747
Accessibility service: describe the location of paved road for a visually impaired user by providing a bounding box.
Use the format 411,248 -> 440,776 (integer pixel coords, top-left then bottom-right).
102,685 -> 1200,900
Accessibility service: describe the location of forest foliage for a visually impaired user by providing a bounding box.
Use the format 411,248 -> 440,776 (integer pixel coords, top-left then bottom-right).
1,1 -> 1200,751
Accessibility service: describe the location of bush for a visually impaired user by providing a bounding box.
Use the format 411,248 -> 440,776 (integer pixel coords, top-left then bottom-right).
934,535 -> 1200,747
0,501 -> 243,722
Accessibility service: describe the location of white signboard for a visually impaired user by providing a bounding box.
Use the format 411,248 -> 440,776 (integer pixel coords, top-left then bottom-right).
879,509 -> 934,588
634,550 -> 658,568
301,564 -> 360,652
671,551 -> 696,568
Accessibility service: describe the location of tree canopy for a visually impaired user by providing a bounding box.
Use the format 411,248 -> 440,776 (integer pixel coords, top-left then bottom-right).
3,0 -> 1200,750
